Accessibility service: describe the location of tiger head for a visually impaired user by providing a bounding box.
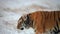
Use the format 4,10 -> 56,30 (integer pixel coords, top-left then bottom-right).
17,14 -> 34,30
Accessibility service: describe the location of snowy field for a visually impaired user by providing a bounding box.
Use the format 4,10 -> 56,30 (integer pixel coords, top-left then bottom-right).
0,0 -> 60,34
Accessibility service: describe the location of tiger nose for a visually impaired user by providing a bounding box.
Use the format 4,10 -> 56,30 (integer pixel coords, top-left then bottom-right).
20,28 -> 24,30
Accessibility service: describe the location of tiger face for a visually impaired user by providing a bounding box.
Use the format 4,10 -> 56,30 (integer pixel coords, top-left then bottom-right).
17,11 -> 60,34
17,14 -> 34,30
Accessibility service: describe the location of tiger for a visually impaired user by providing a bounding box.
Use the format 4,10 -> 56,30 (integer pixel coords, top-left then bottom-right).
17,11 -> 60,34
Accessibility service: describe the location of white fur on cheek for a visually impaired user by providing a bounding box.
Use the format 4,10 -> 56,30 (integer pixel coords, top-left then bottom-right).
17,27 -> 35,34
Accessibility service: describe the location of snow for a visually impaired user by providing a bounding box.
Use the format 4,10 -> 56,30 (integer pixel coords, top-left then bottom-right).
0,0 -> 60,34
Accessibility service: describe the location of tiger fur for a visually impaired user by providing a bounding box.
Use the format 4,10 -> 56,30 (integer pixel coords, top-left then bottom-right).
17,11 -> 60,34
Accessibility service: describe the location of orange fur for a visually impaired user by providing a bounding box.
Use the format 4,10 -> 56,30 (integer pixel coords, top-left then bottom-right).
17,11 -> 60,34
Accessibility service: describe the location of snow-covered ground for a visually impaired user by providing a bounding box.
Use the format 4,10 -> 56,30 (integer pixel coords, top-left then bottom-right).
0,0 -> 60,34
